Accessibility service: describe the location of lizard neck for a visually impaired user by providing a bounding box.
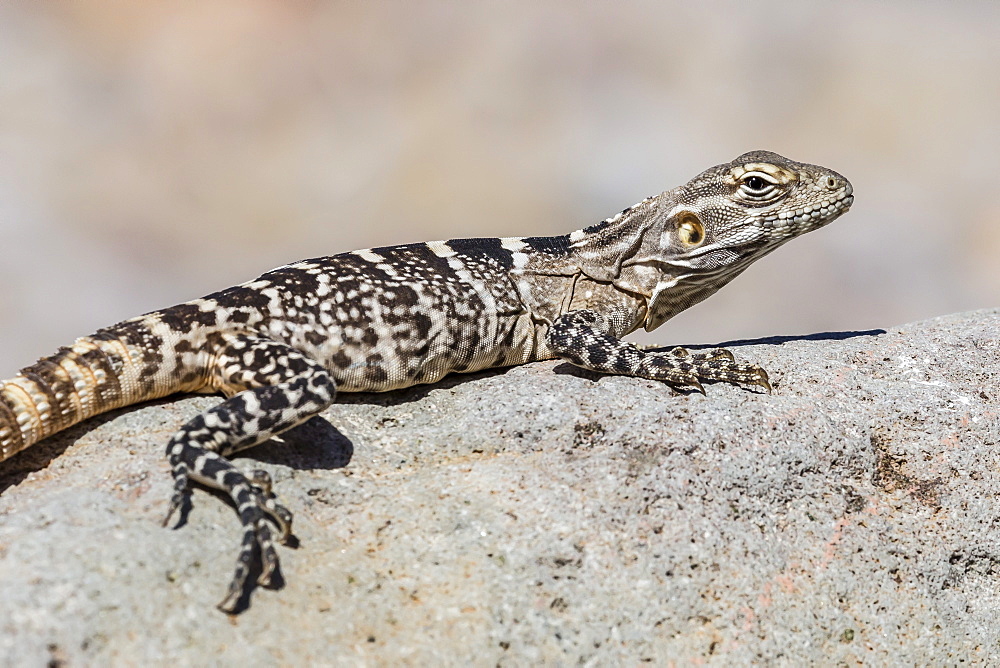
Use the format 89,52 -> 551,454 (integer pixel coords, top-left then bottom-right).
515,193 -> 677,334
560,189 -> 763,332
564,192 -> 675,303
513,224 -> 660,339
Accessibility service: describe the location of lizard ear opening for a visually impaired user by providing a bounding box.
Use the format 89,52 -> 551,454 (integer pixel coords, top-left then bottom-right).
676,212 -> 705,247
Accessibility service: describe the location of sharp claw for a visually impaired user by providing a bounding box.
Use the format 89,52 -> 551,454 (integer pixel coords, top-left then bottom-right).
162,493 -> 183,528
217,585 -> 242,614
685,378 -> 706,395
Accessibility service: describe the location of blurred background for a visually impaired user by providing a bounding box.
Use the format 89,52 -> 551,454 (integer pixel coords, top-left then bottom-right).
1,1 -> 998,376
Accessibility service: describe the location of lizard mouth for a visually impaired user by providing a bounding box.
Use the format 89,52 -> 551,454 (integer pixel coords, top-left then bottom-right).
760,189 -> 854,235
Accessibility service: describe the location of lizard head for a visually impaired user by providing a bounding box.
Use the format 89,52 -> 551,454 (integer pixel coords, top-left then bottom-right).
672,150 -> 853,251
570,151 -> 854,331
639,150 -> 854,330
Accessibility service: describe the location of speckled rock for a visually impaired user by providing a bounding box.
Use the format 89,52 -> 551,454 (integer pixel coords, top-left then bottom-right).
1,310 -> 998,665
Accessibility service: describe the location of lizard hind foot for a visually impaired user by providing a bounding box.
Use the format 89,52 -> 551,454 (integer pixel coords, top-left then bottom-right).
217,478 -> 291,613
217,519 -> 279,613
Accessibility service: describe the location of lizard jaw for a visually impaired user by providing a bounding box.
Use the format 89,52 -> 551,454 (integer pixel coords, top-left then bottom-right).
759,186 -> 854,239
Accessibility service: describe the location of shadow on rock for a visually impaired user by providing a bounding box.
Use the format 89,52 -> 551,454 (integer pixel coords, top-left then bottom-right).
714,328 -> 887,348
249,415 -> 355,471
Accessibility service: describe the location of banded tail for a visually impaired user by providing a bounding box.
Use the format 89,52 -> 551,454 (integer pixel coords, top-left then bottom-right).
0,317 -> 200,462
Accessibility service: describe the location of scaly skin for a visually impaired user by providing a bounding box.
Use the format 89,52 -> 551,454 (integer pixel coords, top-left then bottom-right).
0,150 -> 853,611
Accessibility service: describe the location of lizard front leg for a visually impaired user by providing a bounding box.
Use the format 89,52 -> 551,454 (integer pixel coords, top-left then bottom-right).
547,310 -> 771,393
162,335 -> 336,612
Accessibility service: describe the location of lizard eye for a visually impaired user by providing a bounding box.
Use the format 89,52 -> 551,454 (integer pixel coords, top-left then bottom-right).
738,172 -> 782,204
676,213 -> 705,247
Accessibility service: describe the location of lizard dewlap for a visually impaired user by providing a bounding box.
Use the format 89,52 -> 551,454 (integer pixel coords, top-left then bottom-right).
0,151 -> 853,611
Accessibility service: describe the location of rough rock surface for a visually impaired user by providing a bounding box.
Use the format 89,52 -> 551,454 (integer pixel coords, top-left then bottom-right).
1,310 -> 998,665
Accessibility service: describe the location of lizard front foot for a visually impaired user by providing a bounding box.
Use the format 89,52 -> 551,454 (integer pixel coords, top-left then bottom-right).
645,347 -> 772,393
548,310 -> 773,393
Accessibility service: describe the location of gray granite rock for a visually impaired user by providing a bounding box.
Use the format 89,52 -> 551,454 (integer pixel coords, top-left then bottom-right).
1,310 -> 998,665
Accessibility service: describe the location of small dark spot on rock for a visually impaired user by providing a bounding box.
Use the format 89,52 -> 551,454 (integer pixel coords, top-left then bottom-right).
573,421 -> 606,448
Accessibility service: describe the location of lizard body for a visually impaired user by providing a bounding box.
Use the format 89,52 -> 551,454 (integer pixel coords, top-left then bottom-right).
0,151 -> 853,611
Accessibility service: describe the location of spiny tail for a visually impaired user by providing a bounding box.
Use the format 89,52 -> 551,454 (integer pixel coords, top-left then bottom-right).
0,318 -> 196,462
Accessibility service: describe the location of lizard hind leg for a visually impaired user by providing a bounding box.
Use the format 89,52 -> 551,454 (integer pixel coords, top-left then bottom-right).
161,335 -> 336,612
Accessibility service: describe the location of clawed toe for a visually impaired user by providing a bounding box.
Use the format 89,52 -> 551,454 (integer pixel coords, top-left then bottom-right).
255,523 -> 281,586
755,369 -> 772,394
250,469 -> 294,541
161,492 -> 185,528
705,348 -> 736,362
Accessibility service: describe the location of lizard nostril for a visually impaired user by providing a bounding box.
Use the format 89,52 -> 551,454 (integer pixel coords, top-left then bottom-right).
825,176 -> 838,189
